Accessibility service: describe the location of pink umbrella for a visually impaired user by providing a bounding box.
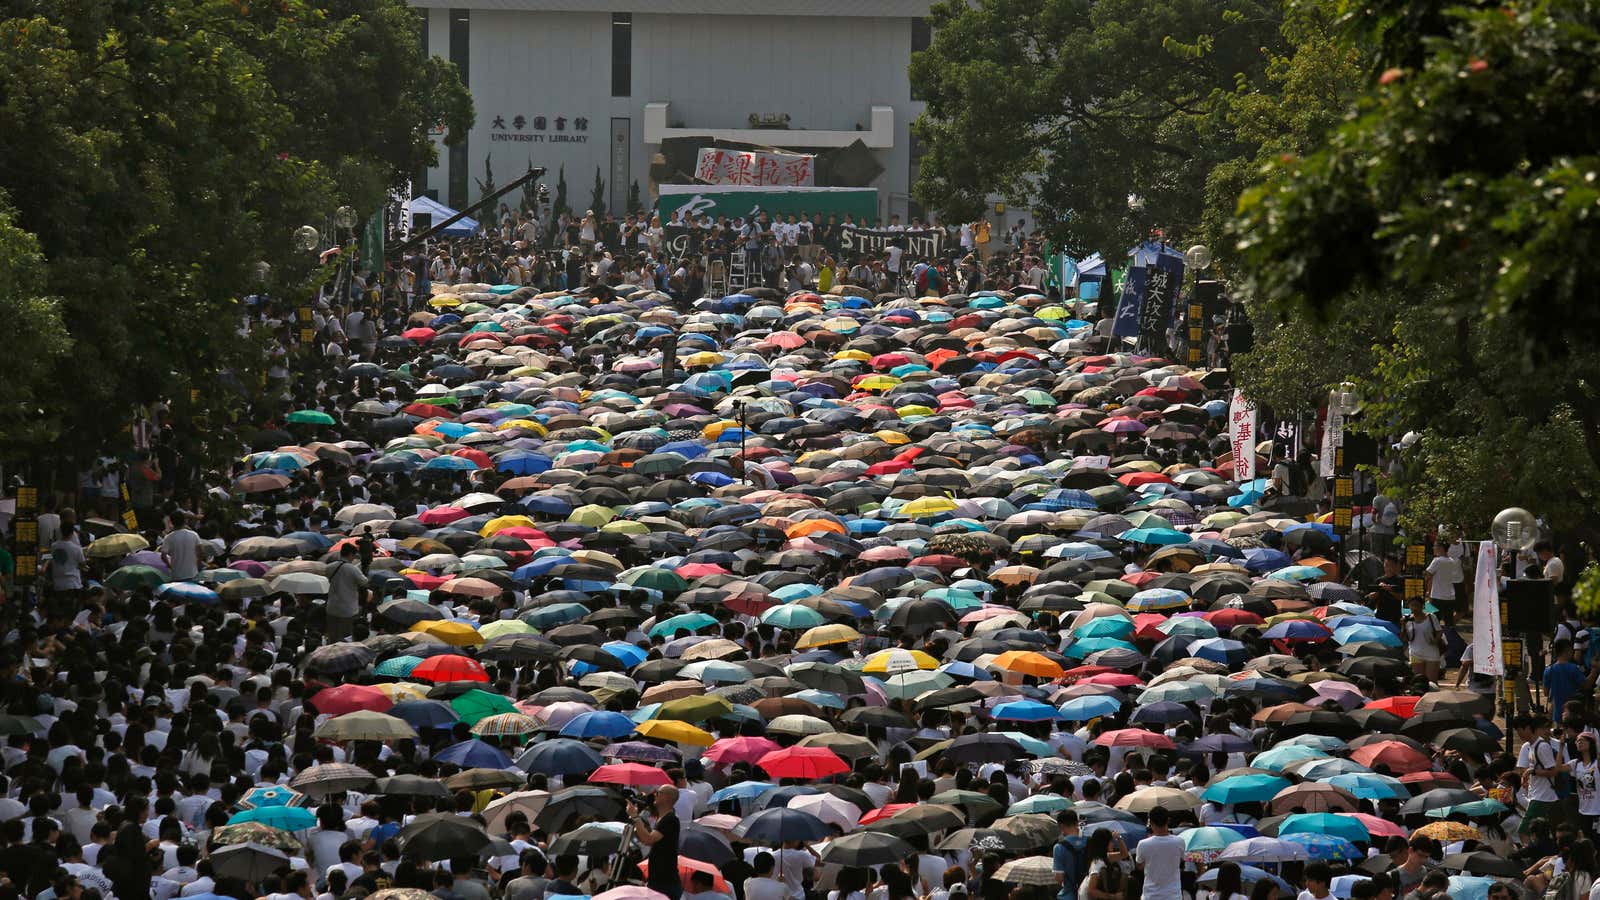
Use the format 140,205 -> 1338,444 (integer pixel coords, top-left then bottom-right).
860,546 -> 911,563
1344,812 -> 1407,839
704,736 -> 781,769
229,560 -> 268,577
123,550 -> 170,572
1101,418 -> 1148,434
310,685 -> 393,716
536,701 -> 595,729
590,763 -> 673,788
594,888 -> 669,900
419,506 -> 470,525
1311,680 -> 1367,710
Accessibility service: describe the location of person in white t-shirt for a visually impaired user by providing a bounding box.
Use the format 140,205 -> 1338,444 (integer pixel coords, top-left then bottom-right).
1133,806 -> 1183,900
160,511 -> 204,581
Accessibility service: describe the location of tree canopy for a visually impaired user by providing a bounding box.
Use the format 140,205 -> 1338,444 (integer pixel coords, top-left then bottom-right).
0,0 -> 471,461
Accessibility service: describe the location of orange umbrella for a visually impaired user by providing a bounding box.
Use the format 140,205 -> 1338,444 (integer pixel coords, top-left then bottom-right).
1350,740 -> 1431,775
990,650 -> 1065,679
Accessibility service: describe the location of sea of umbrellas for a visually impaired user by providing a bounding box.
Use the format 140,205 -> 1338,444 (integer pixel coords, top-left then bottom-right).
81,282 -> 1523,900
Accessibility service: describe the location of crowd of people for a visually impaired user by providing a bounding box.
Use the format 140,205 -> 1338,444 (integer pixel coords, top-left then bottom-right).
5,229 -> 1590,900
394,206 -> 1062,316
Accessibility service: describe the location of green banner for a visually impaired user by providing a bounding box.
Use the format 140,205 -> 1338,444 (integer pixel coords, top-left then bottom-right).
358,213 -> 383,275
656,186 -> 878,224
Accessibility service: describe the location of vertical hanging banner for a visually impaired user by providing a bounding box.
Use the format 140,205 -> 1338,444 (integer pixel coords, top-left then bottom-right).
1474,541 -> 1504,676
1228,391 -> 1258,482
1319,393 -> 1345,478
1112,266 -> 1147,338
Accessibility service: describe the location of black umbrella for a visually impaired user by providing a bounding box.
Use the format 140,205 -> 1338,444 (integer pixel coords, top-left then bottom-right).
398,813 -> 492,861
375,775 -> 452,799
516,739 -> 604,776
549,821 -> 628,856
1441,851 -> 1523,877
819,831 -> 916,866
210,842 -> 291,881
944,733 -> 1024,764
733,807 -> 833,845
536,786 -> 623,833
1400,788 -> 1482,817
1433,727 -> 1501,755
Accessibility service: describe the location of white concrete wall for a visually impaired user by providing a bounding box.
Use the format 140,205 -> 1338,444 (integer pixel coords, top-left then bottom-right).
416,3 -> 926,222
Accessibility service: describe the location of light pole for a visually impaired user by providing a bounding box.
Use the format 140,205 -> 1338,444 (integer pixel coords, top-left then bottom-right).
1493,506 -> 1539,752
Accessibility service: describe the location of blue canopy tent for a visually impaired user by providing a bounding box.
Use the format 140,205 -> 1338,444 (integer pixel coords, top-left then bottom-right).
409,195 -> 479,237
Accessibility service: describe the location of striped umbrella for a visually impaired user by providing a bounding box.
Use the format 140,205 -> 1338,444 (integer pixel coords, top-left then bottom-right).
470,712 -> 543,737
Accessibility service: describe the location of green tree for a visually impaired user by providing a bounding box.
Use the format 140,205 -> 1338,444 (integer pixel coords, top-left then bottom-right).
1229,0 -> 1600,537
909,0 -> 1286,253
553,165 -> 571,218
590,167 -> 607,216
0,194 -> 72,448
0,0 -> 470,468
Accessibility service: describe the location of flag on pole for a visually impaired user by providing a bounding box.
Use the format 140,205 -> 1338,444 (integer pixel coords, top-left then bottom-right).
1473,542 -> 1504,676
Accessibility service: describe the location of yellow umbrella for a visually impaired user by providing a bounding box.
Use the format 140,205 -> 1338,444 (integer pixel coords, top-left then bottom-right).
478,620 -> 536,640
429,294 -> 462,308
496,419 -> 548,436
795,624 -> 862,650
901,497 -> 958,519
568,505 -> 616,527
873,430 -> 912,445
832,349 -> 871,361
633,719 -> 715,746
409,620 -> 484,646
683,351 -> 725,367
857,375 -> 900,392
701,420 -> 740,440
481,515 -> 537,537
571,550 -> 624,571
87,533 -> 151,559
861,649 -> 939,674
896,405 -> 935,418
601,520 -> 650,535
373,683 -> 431,701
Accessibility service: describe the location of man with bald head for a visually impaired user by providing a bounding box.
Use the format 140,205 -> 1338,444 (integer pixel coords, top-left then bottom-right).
630,786 -> 681,900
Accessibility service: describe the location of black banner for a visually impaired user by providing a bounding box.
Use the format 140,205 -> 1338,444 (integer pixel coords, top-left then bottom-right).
838,226 -> 946,260
1140,265 -> 1176,343
664,225 -> 693,258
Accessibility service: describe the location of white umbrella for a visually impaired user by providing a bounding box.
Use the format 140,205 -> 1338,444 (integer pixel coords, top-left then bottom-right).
788,792 -> 861,832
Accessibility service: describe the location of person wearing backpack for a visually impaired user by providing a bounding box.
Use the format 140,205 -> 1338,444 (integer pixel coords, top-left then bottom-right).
1403,596 -> 1446,682
1053,810 -> 1087,900
1515,715 -> 1571,835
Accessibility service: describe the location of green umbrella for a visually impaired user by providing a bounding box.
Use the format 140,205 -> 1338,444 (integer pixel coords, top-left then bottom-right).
879,670 -> 953,701
286,409 -> 336,426
373,656 -> 423,678
649,612 -> 717,638
623,567 -> 689,595
654,695 -> 734,723
106,565 -> 169,591
450,689 -> 517,726
760,604 -> 827,629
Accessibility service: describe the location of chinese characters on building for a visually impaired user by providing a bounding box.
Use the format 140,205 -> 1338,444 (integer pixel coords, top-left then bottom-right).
489,114 -> 591,143
694,148 -> 815,186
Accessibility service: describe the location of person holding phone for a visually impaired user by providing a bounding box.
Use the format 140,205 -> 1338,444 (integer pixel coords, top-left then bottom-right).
629,787 -> 681,900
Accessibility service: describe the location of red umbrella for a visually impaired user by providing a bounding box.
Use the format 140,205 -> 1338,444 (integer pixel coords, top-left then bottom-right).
590,763 -> 673,788
909,554 -> 965,573
1363,696 -> 1420,719
419,506 -> 467,525
411,655 -> 489,684
1399,770 -> 1462,790
638,858 -> 730,892
1349,740 -> 1431,775
1204,609 -> 1265,630
406,573 -> 450,590
453,448 -> 493,468
856,802 -> 917,826
311,684 -> 393,715
704,736 -> 782,769
1060,665 -> 1118,682
757,746 -> 849,780
1094,729 -> 1175,749
401,327 -> 436,342
1122,571 -> 1163,587
675,563 -> 731,579
1118,472 -> 1171,488
402,403 -> 456,419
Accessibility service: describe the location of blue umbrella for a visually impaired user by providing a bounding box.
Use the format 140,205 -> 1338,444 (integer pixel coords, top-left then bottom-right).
228,806 -> 316,830
237,785 -> 305,810
711,781 -> 776,803
992,700 -> 1065,722
435,740 -> 514,769
373,655 -> 424,678
1333,624 -> 1403,647
1326,773 -> 1408,801
733,807 -> 832,844
1060,695 -> 1123,721
390,699 -> 460,729
1189,637 -> 1249,667
1261,620 -> 1333,641
156,581 -> 219,604
1280,832 -> 1362,860
560,711 -> 637,740
1202,774 -> 1291,805
1280,813 -> 1370,844
601,641 -> 648,668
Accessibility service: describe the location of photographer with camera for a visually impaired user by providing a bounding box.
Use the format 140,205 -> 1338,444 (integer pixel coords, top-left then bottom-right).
628,786 -> 681,900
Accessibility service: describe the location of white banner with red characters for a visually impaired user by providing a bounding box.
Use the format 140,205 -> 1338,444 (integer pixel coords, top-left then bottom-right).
695,148 -> 815,186
1228,390 -> 1258,482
